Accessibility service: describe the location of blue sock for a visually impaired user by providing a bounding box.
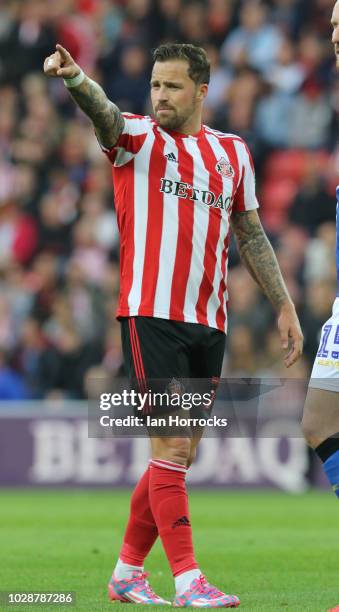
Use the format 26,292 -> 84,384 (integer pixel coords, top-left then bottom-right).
323,450 -> 339,498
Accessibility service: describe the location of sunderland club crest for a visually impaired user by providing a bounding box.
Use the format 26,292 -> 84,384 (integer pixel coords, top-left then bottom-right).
215,157 -> 235,178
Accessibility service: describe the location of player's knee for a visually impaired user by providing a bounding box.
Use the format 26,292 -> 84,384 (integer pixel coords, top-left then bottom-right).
301,417 -> 322,449
170,437 -> 191,464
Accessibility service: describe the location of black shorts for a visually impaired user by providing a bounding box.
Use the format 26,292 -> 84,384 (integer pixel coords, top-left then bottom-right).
120,316 -> 225,418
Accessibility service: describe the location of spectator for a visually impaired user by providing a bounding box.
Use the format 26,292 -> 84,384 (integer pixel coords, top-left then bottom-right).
204,43 -> 231,113
71,216 -> 108,284
227,266 -> 273,345
16,317 -> 48,398
221,1 -> 282,72
106,44 -> 150,115
0,166 -> 38,266
37,192 -> 74,255
154,0 -> 182,44
0,350 -> 30,400
289,166 -> 335,233
63,259 -> 107,342
178,1 -> 208,47
0,0 -> 56,85
207,0 -> 235,48
29,252 -> 59,322
255,83 -> 294,148
40,325 -> 103,398
303,222 -> 337,283
288,77 -> 332,149
265,36 -> 305,93
223,325 -> 259,376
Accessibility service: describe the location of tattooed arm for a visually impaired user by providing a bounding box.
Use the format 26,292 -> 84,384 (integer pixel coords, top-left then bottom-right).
43,44 -> 124,148
231,209 -> 289,308
67,77 -> 124,149
231,209 -> 303,367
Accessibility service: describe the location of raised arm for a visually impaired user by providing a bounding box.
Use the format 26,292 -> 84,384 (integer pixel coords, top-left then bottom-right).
231,208 -> 303,367
43,44 -> 124,149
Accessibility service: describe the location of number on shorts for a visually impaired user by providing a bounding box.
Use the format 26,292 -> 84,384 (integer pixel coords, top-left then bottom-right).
331,324 -> 339,359
317,324 -> 332,358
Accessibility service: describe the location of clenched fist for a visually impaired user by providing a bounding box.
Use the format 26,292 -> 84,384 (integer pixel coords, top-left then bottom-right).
43,44 -> 80,78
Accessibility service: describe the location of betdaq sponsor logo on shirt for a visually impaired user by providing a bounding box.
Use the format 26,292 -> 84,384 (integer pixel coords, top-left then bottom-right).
160,178 -> 232,211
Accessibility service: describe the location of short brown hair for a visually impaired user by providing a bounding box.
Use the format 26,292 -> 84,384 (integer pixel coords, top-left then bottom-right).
153,43 -> 210,85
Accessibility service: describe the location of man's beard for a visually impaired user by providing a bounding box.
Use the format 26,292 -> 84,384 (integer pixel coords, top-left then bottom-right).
154,103 -> 195,131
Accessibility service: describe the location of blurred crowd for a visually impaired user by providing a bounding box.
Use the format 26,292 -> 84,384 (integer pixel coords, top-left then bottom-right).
0,0 -> 338,399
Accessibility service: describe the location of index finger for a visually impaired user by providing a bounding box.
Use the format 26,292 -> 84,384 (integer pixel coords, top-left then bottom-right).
55,43 -> 70,60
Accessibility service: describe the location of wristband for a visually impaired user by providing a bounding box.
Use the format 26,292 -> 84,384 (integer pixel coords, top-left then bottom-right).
63,69 -> 85,88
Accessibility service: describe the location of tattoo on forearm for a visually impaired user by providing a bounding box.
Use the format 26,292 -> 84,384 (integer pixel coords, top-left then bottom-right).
68,76 -> 124,148
231,210 -> 290,309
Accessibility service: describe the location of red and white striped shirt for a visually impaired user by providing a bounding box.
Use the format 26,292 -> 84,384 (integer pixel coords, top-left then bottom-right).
101,113 -> 259,333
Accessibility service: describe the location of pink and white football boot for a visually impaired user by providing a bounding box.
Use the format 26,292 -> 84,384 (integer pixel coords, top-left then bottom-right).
173,574 -> 240,608
108,570 -> 171,605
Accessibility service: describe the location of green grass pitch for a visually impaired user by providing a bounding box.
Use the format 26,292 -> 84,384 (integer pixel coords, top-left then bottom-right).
0,489 -> 338,611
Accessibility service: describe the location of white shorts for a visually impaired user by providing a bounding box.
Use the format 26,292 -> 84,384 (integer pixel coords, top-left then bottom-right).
309,298 -> 339,392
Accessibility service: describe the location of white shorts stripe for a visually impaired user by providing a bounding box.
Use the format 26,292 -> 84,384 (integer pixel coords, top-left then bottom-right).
150,459 -> 187,473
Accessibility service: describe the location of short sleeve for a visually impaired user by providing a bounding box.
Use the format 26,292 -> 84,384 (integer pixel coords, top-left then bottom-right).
232,139 -> 259,214
99,113 -> 150,167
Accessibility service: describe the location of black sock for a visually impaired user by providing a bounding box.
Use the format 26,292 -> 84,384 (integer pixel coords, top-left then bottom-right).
315,434 -> 339,463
